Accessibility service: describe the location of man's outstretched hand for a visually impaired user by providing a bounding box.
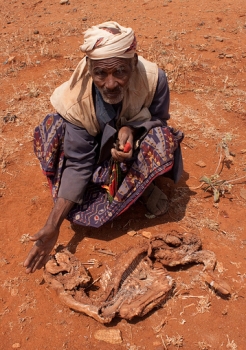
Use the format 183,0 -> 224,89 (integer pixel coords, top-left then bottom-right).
23,197 -> 74,274
23,225 -> 59,274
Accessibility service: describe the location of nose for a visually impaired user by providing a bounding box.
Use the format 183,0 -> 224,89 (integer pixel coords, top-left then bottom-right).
105,74 -> 118,90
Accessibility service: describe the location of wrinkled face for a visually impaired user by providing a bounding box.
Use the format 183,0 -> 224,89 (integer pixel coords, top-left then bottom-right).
89,56 -> 136,104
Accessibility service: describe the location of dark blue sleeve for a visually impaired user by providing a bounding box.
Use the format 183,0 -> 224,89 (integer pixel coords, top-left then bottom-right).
149,68 -> 170,124
58,121 -> 98,204
126,68 -> 170,133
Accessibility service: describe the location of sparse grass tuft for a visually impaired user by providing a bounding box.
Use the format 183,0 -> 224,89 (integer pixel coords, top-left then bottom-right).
226,335 -> 237,350
199,134 -> 246,202
196,341 -> 211,350
165,333 -> 184,348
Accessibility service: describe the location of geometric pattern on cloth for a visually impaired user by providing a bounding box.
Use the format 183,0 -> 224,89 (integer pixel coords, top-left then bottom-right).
34,113 -> 65,198
34,114 -> 182,228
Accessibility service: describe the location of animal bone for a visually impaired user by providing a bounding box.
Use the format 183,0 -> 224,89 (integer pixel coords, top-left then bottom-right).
43,231 -> 231,323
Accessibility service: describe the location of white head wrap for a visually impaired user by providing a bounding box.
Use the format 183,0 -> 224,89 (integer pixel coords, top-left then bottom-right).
80,21 -> 137,60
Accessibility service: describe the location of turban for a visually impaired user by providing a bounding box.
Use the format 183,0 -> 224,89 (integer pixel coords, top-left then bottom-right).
80,21 -> 137,60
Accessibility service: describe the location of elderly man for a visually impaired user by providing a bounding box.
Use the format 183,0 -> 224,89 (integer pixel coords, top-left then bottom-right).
24,21 -> 183,273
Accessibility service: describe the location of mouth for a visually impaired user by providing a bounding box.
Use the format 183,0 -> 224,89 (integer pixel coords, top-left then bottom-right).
104,90 -> 121,98
98,87 -> 125,104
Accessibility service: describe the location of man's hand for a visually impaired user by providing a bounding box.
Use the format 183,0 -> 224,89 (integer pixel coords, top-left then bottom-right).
23,224 -> 59,273
111,126 -> 134,162
23,198 -> 74,274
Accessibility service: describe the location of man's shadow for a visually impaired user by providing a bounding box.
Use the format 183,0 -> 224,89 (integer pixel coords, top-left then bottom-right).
64,169 -> 197,254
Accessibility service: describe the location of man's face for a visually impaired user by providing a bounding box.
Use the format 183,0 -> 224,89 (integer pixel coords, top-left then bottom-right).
89,57 -> 136,104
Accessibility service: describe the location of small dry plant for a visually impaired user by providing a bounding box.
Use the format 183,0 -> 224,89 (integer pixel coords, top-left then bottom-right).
199,134 -> 246,202
196,341 -> 211,350
19,233 -> 31,244
165,333 -> 184,348
195,295 -> 211,314
226,335 -> 237,350
27,82 -> 40,98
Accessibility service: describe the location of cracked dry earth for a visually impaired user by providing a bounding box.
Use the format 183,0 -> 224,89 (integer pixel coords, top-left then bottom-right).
0,0 -> 246,349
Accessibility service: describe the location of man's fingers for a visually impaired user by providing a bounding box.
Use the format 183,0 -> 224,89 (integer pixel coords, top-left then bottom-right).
23,241 -> 46,273
118,137 -> 133,151
32,254 -> 48,272
24,254 -> 39,273
111,148 -> 132,162
23,245 -> 39,268
23,224 -> 60,274
25,252 -> 47,273
118,126 -> 134,147
25,266 -> 33,274
111,148 -> 121,161
23,246 -> 38,268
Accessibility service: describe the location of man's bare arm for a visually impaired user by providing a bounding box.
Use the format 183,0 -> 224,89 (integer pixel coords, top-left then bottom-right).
23,198 -> 74,274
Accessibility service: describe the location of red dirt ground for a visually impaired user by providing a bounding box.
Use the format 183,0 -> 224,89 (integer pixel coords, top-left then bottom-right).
0,0 -> 246,349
